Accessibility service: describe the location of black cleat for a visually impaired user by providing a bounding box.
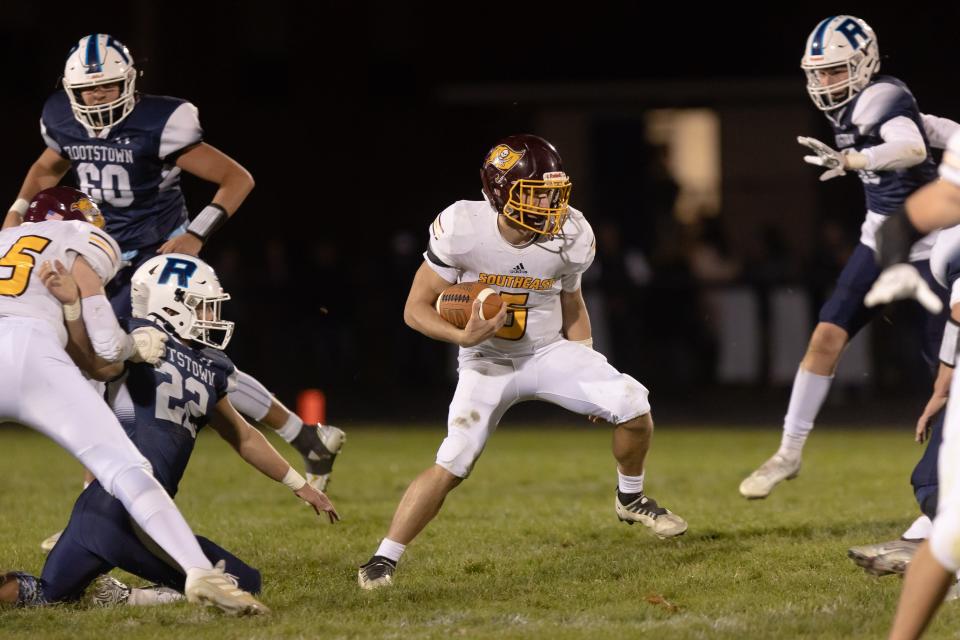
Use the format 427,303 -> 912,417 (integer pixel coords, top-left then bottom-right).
291,424 -> 345,491
358,556 -> 396,590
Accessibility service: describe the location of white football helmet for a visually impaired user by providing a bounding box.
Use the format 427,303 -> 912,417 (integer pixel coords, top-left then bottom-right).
63,34 -> 137,129
131,254 -> 234,350
801,16 -> 880,111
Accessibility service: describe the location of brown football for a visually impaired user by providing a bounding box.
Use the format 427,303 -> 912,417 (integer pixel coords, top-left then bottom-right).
435,282 -> 504,329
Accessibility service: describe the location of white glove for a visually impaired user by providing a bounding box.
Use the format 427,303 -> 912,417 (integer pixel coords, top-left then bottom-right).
129,327 -> 169,364
797,136 -> 847,181
864,263 -> 944,314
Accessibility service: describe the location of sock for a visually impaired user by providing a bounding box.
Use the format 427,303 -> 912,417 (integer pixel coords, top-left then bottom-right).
617,470 -> 644,495
375,538 -> 406,563
778,367 -> 833,458
902,515 -> 933,541
128,586 -> 185,606
275,413 -> 305,443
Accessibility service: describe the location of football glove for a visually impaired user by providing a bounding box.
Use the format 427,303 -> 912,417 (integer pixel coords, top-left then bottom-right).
864,263 -> 943,314
129,327 -> 168,364
798,136 -> 847,181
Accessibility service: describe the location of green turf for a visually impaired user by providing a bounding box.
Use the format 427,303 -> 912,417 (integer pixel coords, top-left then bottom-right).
1,423 -> 958,639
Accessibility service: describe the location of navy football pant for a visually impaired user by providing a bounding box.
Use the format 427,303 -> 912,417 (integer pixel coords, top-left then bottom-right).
819,243 -> 947,367
39,481 -> 260,602
912,410 -> 944,521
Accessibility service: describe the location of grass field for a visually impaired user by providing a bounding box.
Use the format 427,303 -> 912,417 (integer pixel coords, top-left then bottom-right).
1,422 -> 959,639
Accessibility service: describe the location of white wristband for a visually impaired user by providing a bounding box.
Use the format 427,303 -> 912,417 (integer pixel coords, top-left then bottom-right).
186,204 -> 228,242
572,337 -> 593,349
63,300 -> 81,322
281,466 -> 307,491
10,198 -> 29,216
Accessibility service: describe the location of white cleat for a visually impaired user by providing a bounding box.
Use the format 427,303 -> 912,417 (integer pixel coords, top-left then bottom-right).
848,539 -> 919,576
739,453 -> 801,499
40,530 -> 63,553
184,561 -> 269,616
615,491 -> 688,539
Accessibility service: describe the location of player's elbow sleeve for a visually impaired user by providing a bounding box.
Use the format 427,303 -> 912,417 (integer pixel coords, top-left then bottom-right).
81,295 -> 134,362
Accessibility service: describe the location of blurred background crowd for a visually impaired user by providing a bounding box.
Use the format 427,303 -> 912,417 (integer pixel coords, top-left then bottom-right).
3,2 -> 958,424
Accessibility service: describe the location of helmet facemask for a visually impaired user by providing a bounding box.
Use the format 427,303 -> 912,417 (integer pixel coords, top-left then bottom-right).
65,70 -> 137,129
502,172 -> 572,237
803,50 -> 876,111
176,289 -> 234,350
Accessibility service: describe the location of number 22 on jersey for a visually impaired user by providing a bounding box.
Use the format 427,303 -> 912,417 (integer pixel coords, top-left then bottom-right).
155,361 -> 209,437
0,235 -> 51,296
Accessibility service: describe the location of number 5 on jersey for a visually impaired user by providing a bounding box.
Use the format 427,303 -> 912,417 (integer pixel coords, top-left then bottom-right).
496,292 -> 529,340
0,235 -> 51,296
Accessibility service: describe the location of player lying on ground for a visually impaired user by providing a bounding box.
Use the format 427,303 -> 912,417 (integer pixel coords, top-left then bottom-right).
358,134 -> 686,590
0,252 -> 338,609
0,186 -> 266,614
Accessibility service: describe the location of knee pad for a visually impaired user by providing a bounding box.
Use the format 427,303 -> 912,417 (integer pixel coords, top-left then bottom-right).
612,374 -> 651,424
78,445 -> 153,499
436,430 -> 480,479
229,370 -> 273,422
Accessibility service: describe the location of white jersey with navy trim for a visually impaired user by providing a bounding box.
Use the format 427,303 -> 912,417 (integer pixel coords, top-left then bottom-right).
0,220 -> 120,345
424,199 -> 596,357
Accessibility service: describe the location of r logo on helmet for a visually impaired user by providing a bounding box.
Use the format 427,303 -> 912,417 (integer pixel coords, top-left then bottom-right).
486,145 -> 526,173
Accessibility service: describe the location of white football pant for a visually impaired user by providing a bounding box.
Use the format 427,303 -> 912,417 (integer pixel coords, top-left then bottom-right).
436,339 -> 650,478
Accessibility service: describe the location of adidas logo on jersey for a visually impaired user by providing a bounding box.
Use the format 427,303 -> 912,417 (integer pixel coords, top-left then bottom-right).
509,262 -> 527,275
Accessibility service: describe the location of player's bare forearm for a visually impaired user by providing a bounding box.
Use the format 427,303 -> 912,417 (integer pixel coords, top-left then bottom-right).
176,143 -> 254,215
404,262 -> 463,345
906,179 -> 960,233
932,362 -> 953,400
3,149 -> 71,229
406,298 -> 466,344
560,288 -> 592,341
40,259 -> 122,378
210,399 -> 290,482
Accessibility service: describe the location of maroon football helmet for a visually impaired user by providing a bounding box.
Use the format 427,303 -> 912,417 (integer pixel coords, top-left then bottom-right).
23,186 -> 105,228
480,134 -> 572,237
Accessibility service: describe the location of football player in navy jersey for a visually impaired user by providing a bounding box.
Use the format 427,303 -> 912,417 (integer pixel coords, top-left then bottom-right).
2,34 -> 343,528
0,253 -> 338,609
740,15 -> 960,502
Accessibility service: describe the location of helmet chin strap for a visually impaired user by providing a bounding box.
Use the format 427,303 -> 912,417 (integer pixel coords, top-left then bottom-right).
145,312 -> 181,340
